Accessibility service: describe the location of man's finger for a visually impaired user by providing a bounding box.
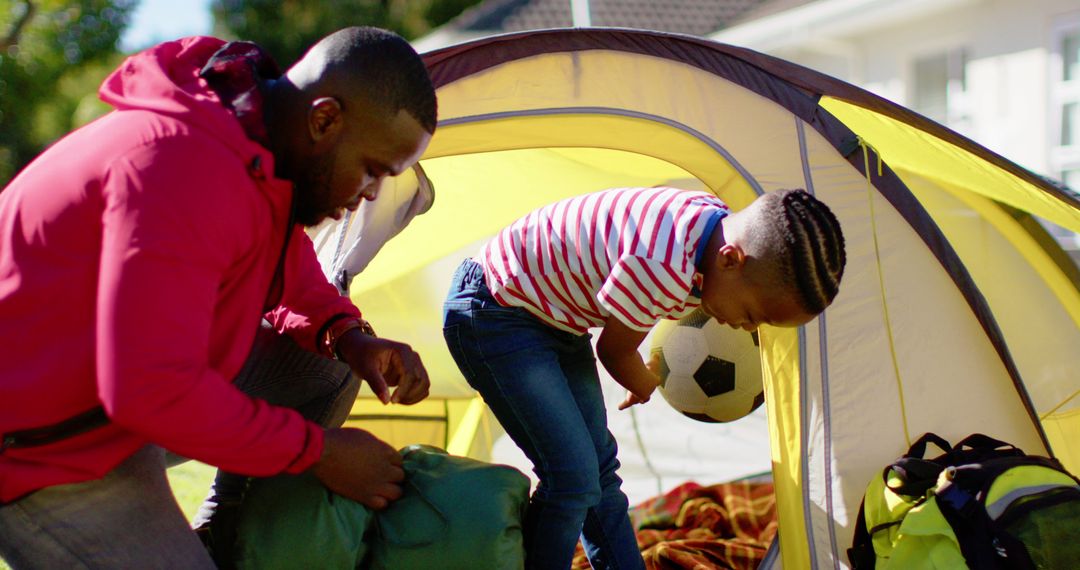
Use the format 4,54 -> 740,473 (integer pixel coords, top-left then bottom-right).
381,349 -> 406,388
363,367 -> 391,404
387,349 -> 425,404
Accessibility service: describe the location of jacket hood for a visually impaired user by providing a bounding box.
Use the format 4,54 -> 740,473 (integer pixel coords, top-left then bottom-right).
100,36 -> 270,166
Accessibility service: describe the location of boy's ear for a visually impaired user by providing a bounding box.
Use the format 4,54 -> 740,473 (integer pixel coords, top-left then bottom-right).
716,243 -> 746,270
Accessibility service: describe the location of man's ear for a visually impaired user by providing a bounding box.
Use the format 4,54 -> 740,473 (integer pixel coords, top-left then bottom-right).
716,243 -> 746,270
308,97 -> 343,144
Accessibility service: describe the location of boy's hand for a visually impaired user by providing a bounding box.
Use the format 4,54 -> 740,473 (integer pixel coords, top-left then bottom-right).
597,314 -> 660,411
617,350 -> 664,409
618,390 -> 652,410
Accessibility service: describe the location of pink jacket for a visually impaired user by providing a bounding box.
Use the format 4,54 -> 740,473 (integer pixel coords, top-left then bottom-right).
0,37 -> 360,502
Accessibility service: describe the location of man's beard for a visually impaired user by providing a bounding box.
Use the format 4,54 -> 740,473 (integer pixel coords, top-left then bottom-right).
291,154 -> 334,227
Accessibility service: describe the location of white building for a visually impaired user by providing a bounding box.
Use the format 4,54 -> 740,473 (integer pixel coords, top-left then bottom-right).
711,0 -> 1080,254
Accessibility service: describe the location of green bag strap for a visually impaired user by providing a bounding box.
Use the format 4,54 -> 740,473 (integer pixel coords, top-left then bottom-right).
847,500 -> 877,569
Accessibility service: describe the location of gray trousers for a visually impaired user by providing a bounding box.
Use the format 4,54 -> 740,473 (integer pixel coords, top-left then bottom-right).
0,326 -> 358,569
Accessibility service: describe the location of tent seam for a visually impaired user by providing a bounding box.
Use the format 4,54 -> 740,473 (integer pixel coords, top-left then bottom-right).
438,107 -> 765,197
798,117 -> 842,569
798,324 -> 817,567
857,138 -> 912,447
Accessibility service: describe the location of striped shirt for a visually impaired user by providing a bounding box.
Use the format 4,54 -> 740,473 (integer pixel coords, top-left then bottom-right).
478,186 -> 730,334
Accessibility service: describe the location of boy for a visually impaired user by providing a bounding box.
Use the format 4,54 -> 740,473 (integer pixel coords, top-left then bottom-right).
442,186 -> 846,569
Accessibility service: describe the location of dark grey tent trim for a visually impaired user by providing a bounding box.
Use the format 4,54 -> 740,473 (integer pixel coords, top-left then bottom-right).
422,27 -> 1052,451
422,27 -> 1080,211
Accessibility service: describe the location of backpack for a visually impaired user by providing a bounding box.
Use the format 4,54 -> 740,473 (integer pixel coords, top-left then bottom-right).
848,432 -> 1080,569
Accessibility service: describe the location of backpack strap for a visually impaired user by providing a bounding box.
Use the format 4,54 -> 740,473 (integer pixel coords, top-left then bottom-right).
906,432 -> 953,459
952,433 -> 1023,456
847,500 -> 877,569
886,433 -> 953,497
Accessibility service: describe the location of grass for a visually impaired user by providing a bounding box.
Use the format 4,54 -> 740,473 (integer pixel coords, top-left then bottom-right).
0,462 -> 217,569
168,460 -> 219,521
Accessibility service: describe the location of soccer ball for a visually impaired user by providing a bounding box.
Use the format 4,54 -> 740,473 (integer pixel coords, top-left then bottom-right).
649,309 -> 764,423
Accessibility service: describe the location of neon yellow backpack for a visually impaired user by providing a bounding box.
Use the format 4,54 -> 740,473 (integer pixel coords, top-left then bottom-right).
848,433 -> 1080,569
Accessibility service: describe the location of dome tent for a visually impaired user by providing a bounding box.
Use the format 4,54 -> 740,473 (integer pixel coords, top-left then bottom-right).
331,28 -> 1080,569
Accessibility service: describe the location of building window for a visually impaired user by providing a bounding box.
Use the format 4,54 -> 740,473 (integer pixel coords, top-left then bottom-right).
1050,16 -> 1080,261
1064,102 -> 1079,146
912,48 -> 968,127
1063,168 -> 1080,190
1065,28 -> 1080,82
1051,16 -> 1080,190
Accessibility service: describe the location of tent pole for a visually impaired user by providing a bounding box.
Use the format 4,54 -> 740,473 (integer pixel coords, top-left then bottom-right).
570,0 -> 591,27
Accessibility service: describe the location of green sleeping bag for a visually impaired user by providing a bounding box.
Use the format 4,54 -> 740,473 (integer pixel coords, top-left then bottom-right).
232,444 -> 530,569
232,471 -> 373,570
367,444 -> 529,569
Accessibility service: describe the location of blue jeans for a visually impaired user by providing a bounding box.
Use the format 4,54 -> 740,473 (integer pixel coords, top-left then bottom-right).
443,259 -> 644,570
0,326 -> 358,569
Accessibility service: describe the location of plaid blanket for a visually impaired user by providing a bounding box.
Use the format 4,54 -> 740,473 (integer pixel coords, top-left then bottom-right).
572,481 -> 778,570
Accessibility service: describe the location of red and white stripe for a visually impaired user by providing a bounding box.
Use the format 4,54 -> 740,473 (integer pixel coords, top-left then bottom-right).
479,187 -> 729,333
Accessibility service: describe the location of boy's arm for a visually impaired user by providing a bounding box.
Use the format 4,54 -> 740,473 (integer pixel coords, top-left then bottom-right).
596,314 -> 661,410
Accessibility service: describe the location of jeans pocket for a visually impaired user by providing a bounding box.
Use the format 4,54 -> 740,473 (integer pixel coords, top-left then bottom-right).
442,323 -> 478,388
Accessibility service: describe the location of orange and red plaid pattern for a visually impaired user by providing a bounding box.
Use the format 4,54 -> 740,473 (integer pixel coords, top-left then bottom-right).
573,481 -> 777,570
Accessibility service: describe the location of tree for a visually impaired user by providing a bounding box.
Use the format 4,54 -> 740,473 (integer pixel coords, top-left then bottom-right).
0,0 -> 135,186
210,0 -> 480,66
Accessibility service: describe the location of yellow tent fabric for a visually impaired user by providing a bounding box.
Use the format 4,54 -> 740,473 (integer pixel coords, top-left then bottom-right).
334,29 -> 1080,569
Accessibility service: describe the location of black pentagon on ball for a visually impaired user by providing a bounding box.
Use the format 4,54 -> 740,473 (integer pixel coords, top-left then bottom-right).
694,356 -> 736,396
679,309 -> 711,329
681,410 -> 721,423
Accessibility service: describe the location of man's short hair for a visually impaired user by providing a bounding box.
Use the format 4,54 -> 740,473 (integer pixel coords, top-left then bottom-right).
319,26 -> 437,133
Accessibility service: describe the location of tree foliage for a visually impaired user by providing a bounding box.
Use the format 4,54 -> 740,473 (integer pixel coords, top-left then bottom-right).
0,0 -> 479,187
210,0 -> 480,66
0,0 -> 135,185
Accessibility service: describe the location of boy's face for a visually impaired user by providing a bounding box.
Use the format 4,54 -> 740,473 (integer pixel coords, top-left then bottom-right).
698,248 -> 815,331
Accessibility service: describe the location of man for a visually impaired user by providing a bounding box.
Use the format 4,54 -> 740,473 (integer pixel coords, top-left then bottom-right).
0,26 -> 435,568
308,162 -> 436,295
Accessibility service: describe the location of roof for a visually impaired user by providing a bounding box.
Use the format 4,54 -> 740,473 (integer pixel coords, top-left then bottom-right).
725,0 -> 818,26
449,0 -> 770,36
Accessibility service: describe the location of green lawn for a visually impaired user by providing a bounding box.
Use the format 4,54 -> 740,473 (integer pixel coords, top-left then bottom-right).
0,462 -> 216,569
168,460 -> 219,521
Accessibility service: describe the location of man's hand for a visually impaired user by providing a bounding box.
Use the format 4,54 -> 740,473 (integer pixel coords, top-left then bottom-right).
310,427 -> 404,510
335,330 -> 430,405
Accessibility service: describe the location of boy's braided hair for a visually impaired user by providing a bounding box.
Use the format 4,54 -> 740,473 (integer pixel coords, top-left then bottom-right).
751,189 -> 846,315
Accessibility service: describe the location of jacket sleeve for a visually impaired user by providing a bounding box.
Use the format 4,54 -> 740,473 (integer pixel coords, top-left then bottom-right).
95,137 -> 322,476
264,226 -> 362,352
